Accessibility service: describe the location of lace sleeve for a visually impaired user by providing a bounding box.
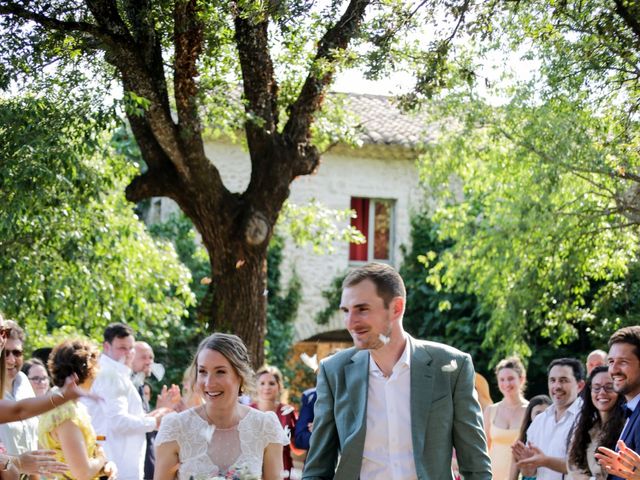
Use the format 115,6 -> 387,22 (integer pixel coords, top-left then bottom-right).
155,412 -> 181,446
262,411 -> 289,446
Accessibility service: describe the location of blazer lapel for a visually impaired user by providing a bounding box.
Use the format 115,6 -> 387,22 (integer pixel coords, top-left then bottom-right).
345,349 -> 369,438
623,404 -> 640,447
336,349 -> 369,480
409,337 -> 434,458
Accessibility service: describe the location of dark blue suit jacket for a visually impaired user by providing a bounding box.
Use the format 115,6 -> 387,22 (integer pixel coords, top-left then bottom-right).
294,387 -> 317,450
610,402 -> 640,480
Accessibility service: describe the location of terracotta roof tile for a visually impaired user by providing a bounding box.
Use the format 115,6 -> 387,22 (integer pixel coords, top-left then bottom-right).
338,92 -> 433,147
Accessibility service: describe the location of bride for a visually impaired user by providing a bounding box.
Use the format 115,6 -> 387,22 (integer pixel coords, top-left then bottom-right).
154,333 -> 288,480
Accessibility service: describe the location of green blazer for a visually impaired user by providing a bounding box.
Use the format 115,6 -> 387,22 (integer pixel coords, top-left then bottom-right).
302,335 -> 492,480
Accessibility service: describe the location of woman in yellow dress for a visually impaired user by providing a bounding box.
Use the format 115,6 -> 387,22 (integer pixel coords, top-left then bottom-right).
483,356 -> 528,480
38,339 -> 117,480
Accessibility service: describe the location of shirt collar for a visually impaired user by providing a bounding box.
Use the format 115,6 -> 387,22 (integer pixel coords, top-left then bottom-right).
545,395 -> 583,420
100,351 -> 132,375
369,334 -> 411,377
626,392 -> 640,412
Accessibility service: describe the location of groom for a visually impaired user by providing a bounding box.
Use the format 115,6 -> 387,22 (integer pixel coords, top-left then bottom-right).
302,263 -> 491,480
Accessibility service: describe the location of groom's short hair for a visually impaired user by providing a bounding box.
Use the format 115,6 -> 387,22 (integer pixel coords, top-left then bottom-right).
342,262 -> 406,308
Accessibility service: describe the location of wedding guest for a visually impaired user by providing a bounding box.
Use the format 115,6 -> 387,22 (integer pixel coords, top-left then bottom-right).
0,321 -> 39,457
23,358 -> 50,397
39,339 -> 117,480
483,356 -> 528,479
251,365 -> 296,478
567,366 -> 625,479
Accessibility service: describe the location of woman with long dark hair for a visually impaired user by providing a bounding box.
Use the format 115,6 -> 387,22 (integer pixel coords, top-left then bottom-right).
567,365 -> 626,479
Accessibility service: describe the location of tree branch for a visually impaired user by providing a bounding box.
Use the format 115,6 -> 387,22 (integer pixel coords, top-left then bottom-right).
0,2 -> 107,39
283,0 -> 371,161
174,0 -> 206,160
613,0 -> 640,46
234,12 -> 279,150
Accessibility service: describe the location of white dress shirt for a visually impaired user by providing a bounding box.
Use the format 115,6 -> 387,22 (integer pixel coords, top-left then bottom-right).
83,354 -> 156,480
361,338 -> 418,480
0,372 -> 39,454
527,397 -> 583,480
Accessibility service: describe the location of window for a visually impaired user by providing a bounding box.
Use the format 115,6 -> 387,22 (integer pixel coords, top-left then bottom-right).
349,197 -> 395,263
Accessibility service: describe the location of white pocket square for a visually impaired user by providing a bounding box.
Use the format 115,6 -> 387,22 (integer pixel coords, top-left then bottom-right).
441,360 -> 458,372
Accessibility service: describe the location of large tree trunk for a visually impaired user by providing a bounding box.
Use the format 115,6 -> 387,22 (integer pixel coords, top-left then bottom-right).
200,244 -> 269,367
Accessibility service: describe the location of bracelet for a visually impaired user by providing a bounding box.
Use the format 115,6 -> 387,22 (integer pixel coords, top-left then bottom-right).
522,477 -> 537,480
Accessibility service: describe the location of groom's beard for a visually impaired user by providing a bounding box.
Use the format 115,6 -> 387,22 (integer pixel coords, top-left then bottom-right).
351,321 -> 392,350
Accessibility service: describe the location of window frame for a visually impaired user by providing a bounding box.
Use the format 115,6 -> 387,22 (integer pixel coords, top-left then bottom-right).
349,196 -> 396,265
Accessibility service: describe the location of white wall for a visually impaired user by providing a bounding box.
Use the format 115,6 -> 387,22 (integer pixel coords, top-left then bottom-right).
149,140 -> 422,341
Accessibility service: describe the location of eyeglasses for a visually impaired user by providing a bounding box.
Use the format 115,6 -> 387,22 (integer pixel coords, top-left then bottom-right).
592,384 -> 615,393
5,349 -> 23,358
28,376 -> 49,383
0,327 -> 11,339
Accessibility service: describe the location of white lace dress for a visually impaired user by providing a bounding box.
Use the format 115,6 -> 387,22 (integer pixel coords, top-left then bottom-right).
155,407 -> 288,479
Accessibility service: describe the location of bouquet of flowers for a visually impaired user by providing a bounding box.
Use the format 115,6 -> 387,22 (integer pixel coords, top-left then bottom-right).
191,464 -> 261,480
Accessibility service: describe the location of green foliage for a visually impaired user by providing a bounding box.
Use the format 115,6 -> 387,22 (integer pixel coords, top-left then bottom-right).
278,200 -> 365,254
398,211 -> 493,379
315,273 -> 347,326
0,94 -> 195,354
421,88 -> 640,362
265,235 -> 302,380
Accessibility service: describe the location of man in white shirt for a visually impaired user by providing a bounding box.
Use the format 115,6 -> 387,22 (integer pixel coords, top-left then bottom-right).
84,323 -> 169,480
302,263 -> 491,480
513,358 -> 585,480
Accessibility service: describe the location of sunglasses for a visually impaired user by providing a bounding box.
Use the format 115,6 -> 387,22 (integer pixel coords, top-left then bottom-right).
5,349 -> 23,358
0,327 -> 11,339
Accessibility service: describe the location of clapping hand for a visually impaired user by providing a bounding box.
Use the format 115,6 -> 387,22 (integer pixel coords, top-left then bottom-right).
511,440 -> 538,477
596,441 -> 640,479
157,384 -> 182,410
14,450 -> 68,476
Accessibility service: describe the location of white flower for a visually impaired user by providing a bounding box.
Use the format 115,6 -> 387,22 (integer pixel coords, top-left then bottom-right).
280,405 -> 294,416
441,360 -> 458,372
378,334 -> 391,345
300,352 -> 318,372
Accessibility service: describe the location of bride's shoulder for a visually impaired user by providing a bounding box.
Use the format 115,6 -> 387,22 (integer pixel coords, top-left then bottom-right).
241,406 -> 279,427
160,407 -> 203,430
157,407 -> 207,444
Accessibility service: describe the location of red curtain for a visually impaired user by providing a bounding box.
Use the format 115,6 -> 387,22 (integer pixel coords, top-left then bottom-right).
349,197 -> 369,261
